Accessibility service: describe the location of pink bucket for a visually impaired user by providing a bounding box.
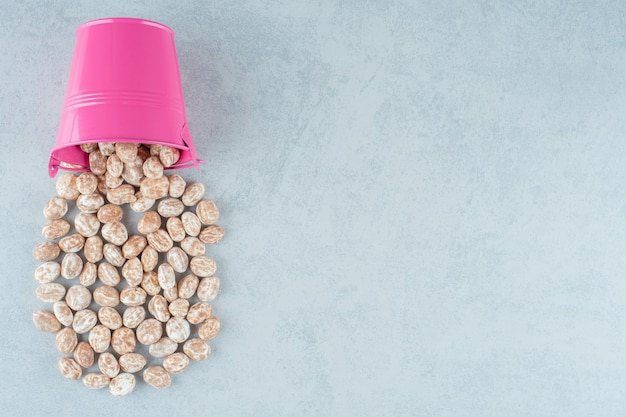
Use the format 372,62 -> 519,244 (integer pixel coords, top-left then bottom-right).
49,18 -> 201,177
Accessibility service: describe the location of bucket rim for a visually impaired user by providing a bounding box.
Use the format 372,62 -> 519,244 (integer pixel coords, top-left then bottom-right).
51,138 -> 191,154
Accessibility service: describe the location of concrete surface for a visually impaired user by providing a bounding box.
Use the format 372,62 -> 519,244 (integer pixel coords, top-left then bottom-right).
1,1 -> 626,416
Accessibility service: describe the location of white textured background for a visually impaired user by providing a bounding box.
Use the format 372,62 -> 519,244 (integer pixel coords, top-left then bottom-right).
2,1 -> 626,416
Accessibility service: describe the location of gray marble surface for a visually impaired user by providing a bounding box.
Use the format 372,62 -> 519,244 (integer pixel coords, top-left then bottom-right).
2,1 -> 626,416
